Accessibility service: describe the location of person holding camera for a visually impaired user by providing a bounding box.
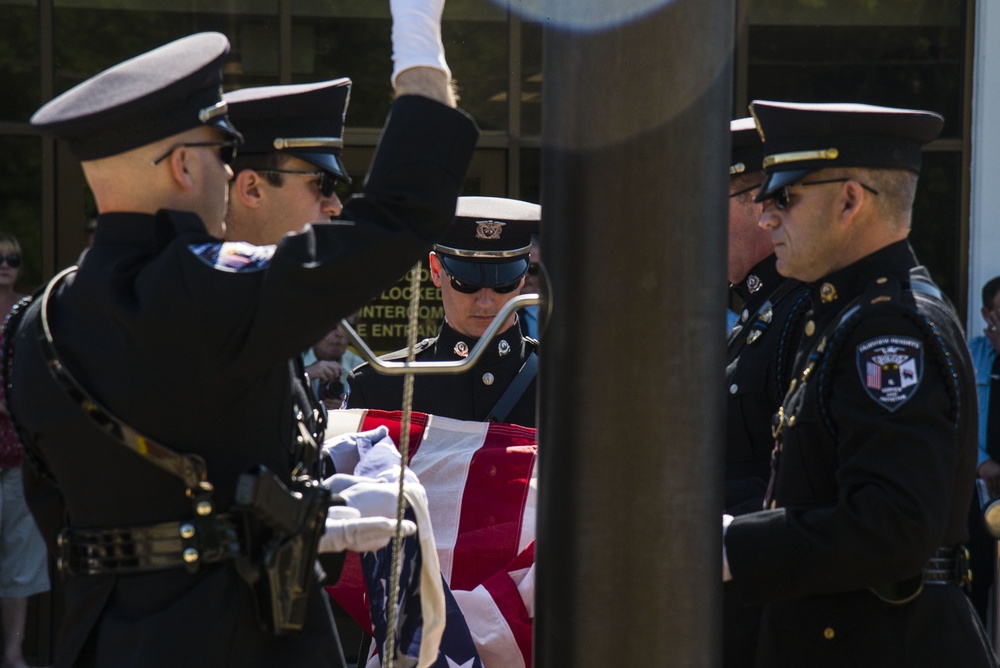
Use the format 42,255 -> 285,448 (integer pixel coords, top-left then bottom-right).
305,319 -> 364,411
6,1 -> 477,664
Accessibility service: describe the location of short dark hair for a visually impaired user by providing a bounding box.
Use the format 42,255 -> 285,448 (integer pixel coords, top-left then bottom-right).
983,276 -> 1000,310
230,151 -> 286,187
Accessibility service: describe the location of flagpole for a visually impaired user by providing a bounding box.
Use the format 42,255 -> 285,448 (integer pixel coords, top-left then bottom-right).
535,1 -> 734,665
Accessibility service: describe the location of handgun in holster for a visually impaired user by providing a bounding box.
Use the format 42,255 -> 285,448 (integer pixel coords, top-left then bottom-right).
234,465 -> 332,635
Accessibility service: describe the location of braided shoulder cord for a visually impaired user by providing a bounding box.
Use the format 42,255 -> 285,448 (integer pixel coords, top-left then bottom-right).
773,290 -> 811,406
815,299 -> 962,439
909,296 -> 963,425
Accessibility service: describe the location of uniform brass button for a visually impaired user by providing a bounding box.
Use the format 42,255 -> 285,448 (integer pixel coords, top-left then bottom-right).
876,277 -> 888,284
741,309 -> 749,322
179,523 -> 196,539
729,384 -> 738,394
787,415 -> 796,427
746,330 -> 762,345
823,627 -> 835,640
196,501 -> 213,516
482,373 -> 495,386
183,548 -> 199,564
760,307 -> 773,323
805,320 -> 816,336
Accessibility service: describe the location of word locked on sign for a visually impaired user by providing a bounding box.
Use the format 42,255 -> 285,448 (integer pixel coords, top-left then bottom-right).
354,265 -> 444,355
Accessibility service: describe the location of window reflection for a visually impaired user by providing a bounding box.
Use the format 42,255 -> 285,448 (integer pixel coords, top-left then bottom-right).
745,0 -> 967,307
911,151 -> 962,302
0,2 -> 40,122
0,136 -> 42,291
53,2 -> 280,96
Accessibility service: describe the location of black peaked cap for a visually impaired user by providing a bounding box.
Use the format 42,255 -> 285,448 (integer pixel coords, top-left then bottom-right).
730,117 -> 764,176
435,196 -> 541,288
749,100 -> 944,199
224,79 -> 353,183
31,32 -> 241,160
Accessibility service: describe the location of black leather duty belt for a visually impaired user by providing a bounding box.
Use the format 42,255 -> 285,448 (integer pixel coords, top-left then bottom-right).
923,545 -> 971,587
56,513 -> 244,576
870,545 -> 971,604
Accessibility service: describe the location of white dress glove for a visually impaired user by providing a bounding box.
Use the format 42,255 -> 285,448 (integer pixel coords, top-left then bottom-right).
354,430 -> 420,485
319,505 -> 417,554
322,425 -> 389,475
337,479 -> 426,519
390,0 -> 451,85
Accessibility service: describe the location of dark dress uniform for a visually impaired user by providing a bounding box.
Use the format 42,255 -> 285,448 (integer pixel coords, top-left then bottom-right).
6,54 -> 479,668
725,254 -> 808,514
726,241 -> 995,666
347,319 -> 538,428
723,254 -> 808,668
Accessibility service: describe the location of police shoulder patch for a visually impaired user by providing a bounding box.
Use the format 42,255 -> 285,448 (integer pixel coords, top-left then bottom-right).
855,335 -> 923,411
188,241 -> 276,273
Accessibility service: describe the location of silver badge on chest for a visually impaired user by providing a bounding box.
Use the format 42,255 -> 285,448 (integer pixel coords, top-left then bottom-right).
498,339 -> 511,356
454,341 -> 469,358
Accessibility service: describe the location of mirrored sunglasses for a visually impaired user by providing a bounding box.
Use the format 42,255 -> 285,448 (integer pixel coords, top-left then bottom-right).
446,272 -> 522,295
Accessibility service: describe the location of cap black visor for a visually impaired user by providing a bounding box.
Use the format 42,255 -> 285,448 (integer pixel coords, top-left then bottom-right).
438,254 -> 528,288
754,168 -> 814,202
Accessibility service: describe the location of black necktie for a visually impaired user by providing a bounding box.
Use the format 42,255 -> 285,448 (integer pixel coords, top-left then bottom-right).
988,353 -> 1000,461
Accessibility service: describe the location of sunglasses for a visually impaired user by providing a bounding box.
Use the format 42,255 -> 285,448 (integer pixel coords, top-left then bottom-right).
446,271 -> 523,295
0,254 -> 21,269
151,140 -> 240,166
255,169 -> 339,198
770,178 -> 880,211
729,182 -> 762,199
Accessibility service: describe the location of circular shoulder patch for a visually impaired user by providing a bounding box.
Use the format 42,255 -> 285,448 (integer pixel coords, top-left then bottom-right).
855,335 -> 923,411
188,241 -> 276,272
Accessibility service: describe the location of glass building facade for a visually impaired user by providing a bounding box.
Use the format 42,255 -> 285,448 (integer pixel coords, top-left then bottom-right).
1,0 -> 974,317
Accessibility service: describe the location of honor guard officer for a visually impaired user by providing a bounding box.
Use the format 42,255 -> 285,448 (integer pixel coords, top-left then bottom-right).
223,78 -> 353,246
724,117 -> 808,516
348,196 -> 540,428
722,118 -> 810,668
220,79 -> 374,665
5,9 -> 477,667
222,80 -> 356,459
722,101 -> 997,667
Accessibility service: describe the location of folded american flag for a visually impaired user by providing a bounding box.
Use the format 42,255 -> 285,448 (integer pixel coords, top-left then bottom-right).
325,409 -> 537,668
363,506 -> 482,667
